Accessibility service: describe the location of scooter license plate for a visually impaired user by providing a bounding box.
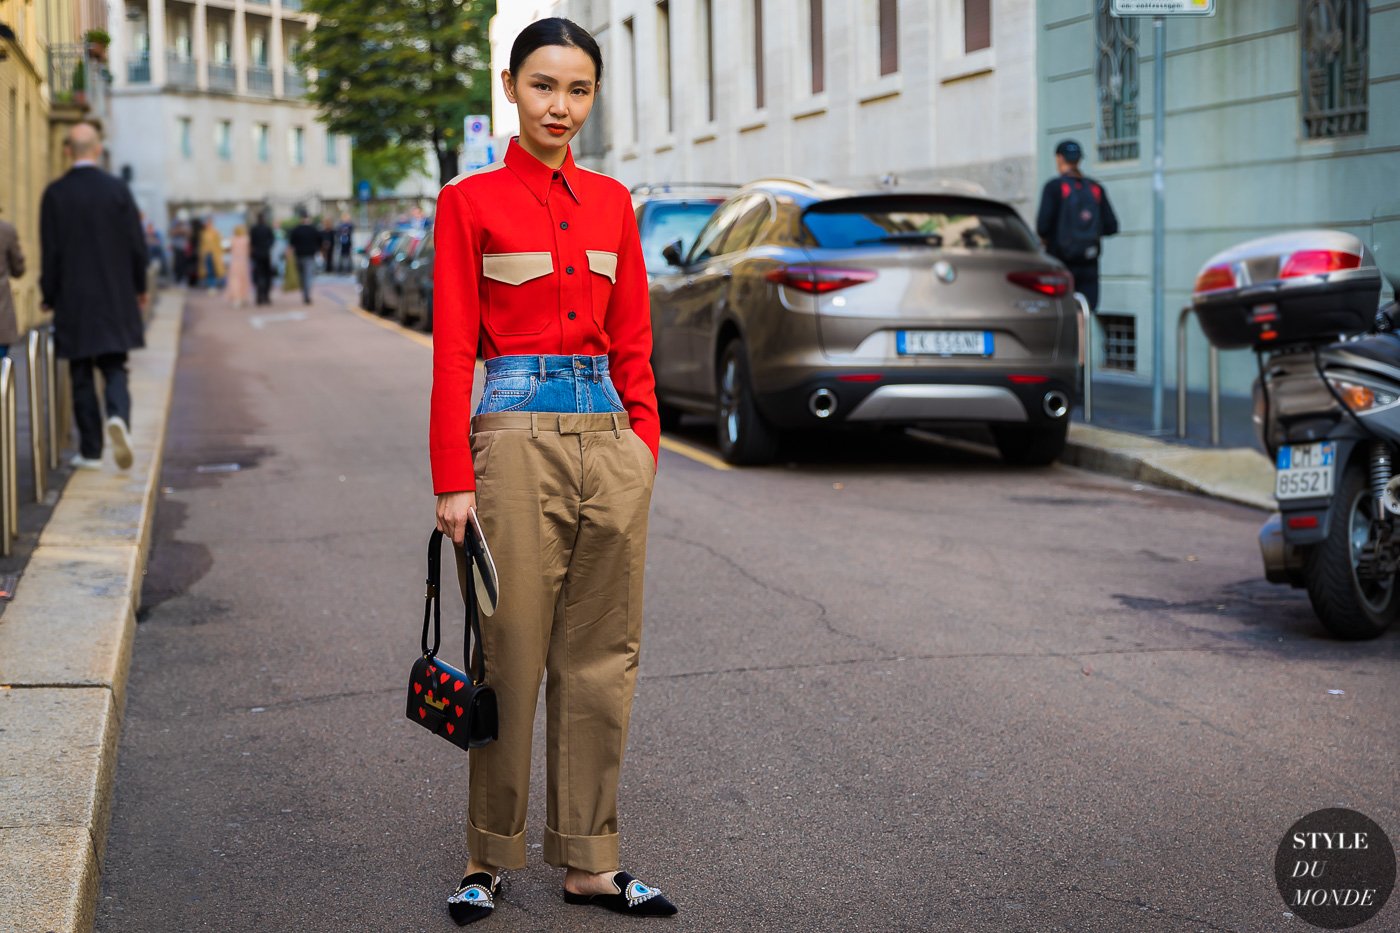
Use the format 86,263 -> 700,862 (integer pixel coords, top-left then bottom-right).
1275,442 -> 1336,500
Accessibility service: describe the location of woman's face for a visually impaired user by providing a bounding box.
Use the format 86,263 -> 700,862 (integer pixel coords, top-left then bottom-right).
503,44 -> 598,160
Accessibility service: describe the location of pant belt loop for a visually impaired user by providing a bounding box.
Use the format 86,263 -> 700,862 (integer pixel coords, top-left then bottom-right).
591,356 -> 601,383
538,356 -> 547,382
531,412 -> 539,438
611,412 -> 621,438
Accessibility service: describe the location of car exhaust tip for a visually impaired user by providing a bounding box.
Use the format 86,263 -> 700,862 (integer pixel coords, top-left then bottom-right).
1043,390 -> 1070,419
809,388 -> 838,419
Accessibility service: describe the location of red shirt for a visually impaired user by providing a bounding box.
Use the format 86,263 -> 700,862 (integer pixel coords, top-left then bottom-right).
430,138 -> 658,494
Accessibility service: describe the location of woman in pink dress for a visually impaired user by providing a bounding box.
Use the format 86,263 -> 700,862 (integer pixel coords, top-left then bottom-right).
225,224 -> 253,307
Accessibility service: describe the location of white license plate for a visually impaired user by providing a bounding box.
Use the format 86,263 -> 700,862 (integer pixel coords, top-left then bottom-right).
897,330 -> 993,357
1275,442 -> 1335,500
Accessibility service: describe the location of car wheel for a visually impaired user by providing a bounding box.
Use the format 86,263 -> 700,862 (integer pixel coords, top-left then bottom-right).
360,284 -> 374,312
395,296 -> 414,327
716,340 -> 779,465
419,294 -> 434,334
992,421 -> 1068,466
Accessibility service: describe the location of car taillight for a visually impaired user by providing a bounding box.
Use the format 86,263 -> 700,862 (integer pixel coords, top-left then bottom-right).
1280,249 -> 1361,279
1193,263 -> 1235,294
765,266 -> 878,293
1006,269 -> 1072,298
370,252 -> 383,266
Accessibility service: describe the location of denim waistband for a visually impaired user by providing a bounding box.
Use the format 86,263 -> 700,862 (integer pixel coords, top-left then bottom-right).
484,354 -> 610,378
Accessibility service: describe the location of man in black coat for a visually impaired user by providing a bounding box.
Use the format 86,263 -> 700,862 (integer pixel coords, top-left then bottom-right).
287,209 -> 322,305
250,211 -> 276,306
40,123 -> 147,471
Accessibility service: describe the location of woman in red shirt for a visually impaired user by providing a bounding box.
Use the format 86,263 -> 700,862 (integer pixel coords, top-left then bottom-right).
431,17 -> 675,926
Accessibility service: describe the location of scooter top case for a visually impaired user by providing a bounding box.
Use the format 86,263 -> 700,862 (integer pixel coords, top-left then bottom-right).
1192,230 -> 1382,351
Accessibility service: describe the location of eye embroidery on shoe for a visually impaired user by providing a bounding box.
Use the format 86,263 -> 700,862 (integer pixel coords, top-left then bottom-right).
625,880 -> 660,907
449,884 -> 493,907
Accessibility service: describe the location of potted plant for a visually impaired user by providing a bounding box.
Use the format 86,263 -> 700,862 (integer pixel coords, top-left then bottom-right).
84,29 -> 110,62
71,60 -> 88,107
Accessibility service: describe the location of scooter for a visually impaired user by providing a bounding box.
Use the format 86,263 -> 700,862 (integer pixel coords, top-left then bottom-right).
1193,230 -> 1398,639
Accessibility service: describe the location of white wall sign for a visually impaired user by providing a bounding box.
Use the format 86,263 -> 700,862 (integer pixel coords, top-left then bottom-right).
1111,0 -> 1215,14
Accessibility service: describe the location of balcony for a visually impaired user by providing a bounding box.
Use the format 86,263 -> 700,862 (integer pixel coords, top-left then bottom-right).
282,0 -> 302,10
49,43 -> 107,112
209,61 -> 236,93
167,52 -> 196,89
283,69 -> 306,98
248,65 -> 274,96
127,53 -> 151,84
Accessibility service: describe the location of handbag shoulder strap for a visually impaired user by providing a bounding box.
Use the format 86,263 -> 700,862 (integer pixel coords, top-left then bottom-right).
424,529 -> 488,684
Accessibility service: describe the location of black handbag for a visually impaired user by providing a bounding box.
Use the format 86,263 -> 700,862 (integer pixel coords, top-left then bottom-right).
406,529 -> 498,750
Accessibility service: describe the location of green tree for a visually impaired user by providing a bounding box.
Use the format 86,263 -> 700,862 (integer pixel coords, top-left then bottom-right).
299,0 -> 494,186
352,143 -> 427,196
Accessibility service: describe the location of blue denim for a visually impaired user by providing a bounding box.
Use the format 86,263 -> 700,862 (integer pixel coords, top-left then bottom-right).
475,354 -> 627,416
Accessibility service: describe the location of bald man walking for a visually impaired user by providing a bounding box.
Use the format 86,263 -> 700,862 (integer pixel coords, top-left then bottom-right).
40,123 -> 148,471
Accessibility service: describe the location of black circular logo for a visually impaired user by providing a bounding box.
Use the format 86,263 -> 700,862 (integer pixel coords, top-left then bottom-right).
1275,808 -> 1395,929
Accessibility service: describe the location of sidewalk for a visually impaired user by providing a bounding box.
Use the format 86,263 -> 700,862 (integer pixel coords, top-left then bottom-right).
0,291 -> 183,933
1066,378 -> 1275,512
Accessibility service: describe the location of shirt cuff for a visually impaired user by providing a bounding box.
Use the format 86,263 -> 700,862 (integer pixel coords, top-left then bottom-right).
431,448 -> 477,495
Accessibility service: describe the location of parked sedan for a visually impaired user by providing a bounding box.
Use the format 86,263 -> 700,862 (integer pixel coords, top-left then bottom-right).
358,229 -> 403,312
648,178 -> 1079,465
374,229 -> 426,318
396,227 -> 435,332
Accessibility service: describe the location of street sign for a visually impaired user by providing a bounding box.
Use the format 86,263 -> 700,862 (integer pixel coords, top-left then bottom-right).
463,114 -> 492,170
1111,0 -> 1214,14
357,180 -> 371,202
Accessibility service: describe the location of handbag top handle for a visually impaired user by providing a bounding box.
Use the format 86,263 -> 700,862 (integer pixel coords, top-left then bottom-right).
423,528 -> 487,685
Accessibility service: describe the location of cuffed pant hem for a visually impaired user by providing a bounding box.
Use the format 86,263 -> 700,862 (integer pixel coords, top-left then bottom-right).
542,825 -> 619,873
467,819 -> 527,871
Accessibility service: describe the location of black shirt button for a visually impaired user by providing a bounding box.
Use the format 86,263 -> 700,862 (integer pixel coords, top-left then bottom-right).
568,311 -> 577,320
552,171 -> 560,179
560,221 -> 568,230
566,266 -> 575,274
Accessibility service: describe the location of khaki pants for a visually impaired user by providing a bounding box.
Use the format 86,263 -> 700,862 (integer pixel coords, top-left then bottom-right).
456,411 -> 655,873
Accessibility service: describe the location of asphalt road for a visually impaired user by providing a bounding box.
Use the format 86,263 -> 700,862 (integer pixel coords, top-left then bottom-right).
96,283 -> 1400,933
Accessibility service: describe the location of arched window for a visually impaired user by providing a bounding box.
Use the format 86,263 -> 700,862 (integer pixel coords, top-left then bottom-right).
1301,0 -> 1369,139
1095,0 -> 1139,162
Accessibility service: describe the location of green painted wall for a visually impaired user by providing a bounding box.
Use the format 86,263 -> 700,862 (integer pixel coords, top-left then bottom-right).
1037,0 -> 1400,396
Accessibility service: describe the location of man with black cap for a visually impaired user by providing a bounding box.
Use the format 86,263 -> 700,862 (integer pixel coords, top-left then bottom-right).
1036,139 -> 1119,311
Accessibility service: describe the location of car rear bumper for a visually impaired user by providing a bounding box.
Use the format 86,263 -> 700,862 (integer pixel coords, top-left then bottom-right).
754,369 -> 1076,429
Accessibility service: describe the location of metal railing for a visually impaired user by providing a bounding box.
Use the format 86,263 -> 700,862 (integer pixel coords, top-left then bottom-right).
248,65 -> 274,95
1176,306 -> 1221,446
27,332 -> 45,502
128,53 -> 151,84
283,69 -> 306,97
1076,292 -> 1093,423
0,328 -> 74,556
209,62 -> 237,93
0,358 -> 15,555
167,53 -> 197,89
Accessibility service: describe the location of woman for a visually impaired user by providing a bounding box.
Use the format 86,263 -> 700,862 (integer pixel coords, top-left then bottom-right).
198,218 -> 225,291
431,17 -> 675,927
224,224 -> 252,307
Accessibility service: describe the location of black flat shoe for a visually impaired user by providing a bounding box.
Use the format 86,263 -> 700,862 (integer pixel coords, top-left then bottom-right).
563,871 -> 678,917
448,871 -> 502,926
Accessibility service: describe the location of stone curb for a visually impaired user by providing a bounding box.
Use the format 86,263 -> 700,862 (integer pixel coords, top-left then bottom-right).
1064,422 -> 1275,513
0,292 -> 184,933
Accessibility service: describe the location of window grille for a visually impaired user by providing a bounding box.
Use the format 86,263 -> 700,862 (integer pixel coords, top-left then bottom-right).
1100,314 -> 1137,372
1095,0 -> 1139,162
1301,0 -> 1369,139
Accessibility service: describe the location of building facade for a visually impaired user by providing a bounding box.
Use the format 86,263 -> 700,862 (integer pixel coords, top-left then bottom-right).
1039,0 -> 1400,397
2,0 -> 112,335
106,0 -> 351,228
528,0 -> 1040,214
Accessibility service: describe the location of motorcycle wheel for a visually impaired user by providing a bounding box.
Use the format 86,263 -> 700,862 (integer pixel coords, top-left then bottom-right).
1303,462 -> 1400,639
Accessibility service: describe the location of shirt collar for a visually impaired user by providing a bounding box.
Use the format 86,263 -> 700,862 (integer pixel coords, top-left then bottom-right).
71,160 -> 99,169
504,137 -> 582,205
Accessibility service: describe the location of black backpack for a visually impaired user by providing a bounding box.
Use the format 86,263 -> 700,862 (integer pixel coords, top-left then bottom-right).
1053,177 -> 1104,264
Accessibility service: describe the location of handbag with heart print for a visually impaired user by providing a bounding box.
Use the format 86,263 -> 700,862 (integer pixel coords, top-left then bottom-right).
406,529 -> 497,750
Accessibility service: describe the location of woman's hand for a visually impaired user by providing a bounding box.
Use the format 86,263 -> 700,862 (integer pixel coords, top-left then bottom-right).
436,490 -> 478,545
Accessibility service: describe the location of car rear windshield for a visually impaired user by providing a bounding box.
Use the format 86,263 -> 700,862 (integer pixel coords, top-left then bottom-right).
641,200 -> 722,274
803,196 -> 1038,252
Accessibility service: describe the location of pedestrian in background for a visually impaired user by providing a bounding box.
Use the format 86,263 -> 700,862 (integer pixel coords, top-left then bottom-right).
431,17 -> 673,927
0,207 -> 25,360
225,224 -> 252,308
169,220 -> 190,287
1036,139 -> 1119,311
198,217 -> 225,292
39,122 -> 146,472
144,218 -> 167,284
319,217 -> 336,272
337,212 -> 354,273
288,209 -> 321,305
250,211 -> 276,306
186,216 -> 203,287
